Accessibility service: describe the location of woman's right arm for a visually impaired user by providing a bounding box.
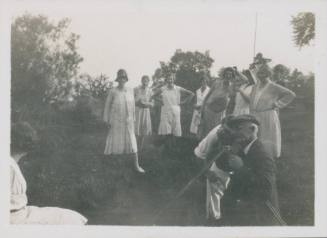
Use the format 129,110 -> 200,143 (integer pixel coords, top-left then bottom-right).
237,86 -> 251,103
103,89 -> 114,125
200,82 -> 216,114
274,84 -> 296,109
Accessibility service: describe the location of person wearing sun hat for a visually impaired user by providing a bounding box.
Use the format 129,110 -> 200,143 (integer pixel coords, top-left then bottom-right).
249,63 -> 296,159
103,69 -> 145,173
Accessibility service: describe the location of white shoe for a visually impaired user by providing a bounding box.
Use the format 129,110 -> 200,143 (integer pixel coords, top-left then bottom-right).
135,166 -> 145,173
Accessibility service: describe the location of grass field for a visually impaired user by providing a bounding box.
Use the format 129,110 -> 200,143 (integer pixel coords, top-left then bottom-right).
19,98 -> 314,226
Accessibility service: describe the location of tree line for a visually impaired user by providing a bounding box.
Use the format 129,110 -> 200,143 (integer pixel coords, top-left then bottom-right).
11,13 -> 314,150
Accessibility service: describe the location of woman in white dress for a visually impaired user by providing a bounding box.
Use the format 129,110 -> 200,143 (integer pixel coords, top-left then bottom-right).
134,75 -> 153,150
10,122 -> 87,225
152,73 -> 194,151
190,75 -> 210,135
249,64 -> 296,159
103,69 -> 145,173
230,70 -> 254,116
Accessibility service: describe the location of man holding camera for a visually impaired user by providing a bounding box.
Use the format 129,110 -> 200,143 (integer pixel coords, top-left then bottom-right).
194,114 -> 284,226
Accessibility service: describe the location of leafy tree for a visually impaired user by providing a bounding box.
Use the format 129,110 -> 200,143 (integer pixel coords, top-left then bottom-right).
11,14 -> 83,113
289,68 -> 304,82
291,12 -> 315,48
287,68 -> 305,95
11,14 -> 84,151
153,49 -> 214,92
75,73 -> 113,99
272,64 -> 290,85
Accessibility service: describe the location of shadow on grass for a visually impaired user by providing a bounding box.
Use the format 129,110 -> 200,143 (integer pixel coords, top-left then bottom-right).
19,99 -> 314,226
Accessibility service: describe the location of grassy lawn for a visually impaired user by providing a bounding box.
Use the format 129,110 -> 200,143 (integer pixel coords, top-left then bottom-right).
18,99 -> 314,226
277,99 -> 314,225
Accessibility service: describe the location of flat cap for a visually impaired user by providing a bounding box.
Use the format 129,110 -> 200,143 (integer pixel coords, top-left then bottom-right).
223,114 -> 260,129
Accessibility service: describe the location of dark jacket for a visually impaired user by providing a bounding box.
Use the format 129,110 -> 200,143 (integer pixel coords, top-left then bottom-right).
222,139 -> 284,226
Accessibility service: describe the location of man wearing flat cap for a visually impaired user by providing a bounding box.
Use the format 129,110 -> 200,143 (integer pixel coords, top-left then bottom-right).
195,114 -> 284,226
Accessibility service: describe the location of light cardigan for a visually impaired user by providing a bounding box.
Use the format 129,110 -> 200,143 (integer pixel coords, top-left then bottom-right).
10,158 -> 28,211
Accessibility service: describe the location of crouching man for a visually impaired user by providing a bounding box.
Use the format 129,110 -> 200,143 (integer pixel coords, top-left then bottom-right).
194,114 -> 285,226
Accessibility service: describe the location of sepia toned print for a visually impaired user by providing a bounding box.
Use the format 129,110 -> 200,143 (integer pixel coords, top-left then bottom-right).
9,5 -> 315,227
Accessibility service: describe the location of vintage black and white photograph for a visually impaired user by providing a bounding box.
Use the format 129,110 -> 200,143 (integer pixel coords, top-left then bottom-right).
1,0 -> 327,237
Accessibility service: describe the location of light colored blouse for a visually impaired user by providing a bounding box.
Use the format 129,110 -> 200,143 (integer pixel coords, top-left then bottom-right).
250,81 -> 296,112
161,85 -> 181,108
10,158 -> 88,225
103,87 -> 136,132
10,158 -> 28,211
134,86 -> 152,106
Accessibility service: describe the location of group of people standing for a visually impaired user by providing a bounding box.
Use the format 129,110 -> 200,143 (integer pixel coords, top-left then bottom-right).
102,69 -> 194,173
197,62 -> 295,159
101,53 -> 296,225
192,54 -> 296,225
9,52 -> 297,226
103,53 -> 295,167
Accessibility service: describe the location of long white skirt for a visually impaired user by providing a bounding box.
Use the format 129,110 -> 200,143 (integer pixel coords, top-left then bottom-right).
135,107 -> 152,136
10,206 -> 87,225
104,118 -> 137,155
252,109 -> 281,158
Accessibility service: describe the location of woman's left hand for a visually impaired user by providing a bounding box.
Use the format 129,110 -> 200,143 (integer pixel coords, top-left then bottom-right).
272,102 -> 279,110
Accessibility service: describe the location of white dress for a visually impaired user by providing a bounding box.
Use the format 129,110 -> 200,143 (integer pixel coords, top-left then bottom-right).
194,125 -> 230,220
249,81 -> 295,158
158,85 -> 182,137
10,158 -> 87,225
190,86 -> 210,134
232,84 -> 253,116
103,87 -> 138,155
134,86 -> 152,136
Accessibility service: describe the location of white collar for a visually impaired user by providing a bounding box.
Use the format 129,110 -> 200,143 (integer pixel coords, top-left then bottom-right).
243,138 -> 257,155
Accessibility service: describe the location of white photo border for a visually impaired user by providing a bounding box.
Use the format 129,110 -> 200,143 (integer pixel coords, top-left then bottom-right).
1,0 -> 326,237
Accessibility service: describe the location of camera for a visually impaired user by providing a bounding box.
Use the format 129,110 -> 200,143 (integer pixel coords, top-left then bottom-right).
214,125 -> 243,172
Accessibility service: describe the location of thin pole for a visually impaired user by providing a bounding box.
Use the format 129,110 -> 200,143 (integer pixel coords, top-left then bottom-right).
253,12 -> 258,58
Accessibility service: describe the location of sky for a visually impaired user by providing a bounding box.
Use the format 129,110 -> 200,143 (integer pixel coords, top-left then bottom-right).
10,0 -> 315,87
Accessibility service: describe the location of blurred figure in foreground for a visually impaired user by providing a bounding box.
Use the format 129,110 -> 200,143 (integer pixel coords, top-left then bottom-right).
10,121 -> 87,225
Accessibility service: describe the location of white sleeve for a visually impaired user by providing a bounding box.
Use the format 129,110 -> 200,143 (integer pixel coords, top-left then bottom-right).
194,125 -> 221,160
